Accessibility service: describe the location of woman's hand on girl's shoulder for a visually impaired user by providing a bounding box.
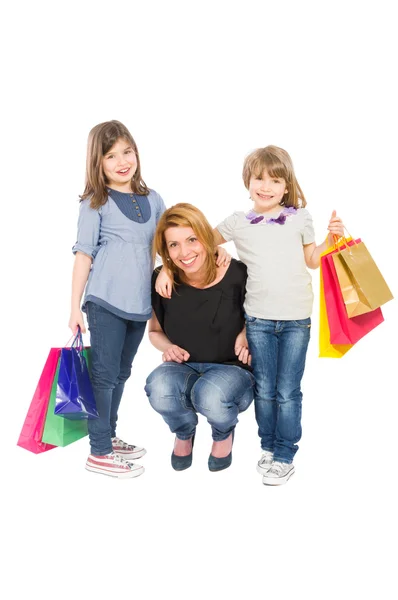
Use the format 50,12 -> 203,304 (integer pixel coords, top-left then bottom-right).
69,309 -> 86,334
162,344 -> 190,363
156,267 -> 173,299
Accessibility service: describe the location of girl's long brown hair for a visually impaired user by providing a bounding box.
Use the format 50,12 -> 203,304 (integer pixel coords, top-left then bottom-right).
153,203 -> 217,288
80,120 -> 149,210
242,145 -> 307,208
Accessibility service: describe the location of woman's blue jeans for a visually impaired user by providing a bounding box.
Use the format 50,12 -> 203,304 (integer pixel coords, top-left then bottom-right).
245,316 -> 311,464
145,362 -> 255,441
86,302 -> 146,455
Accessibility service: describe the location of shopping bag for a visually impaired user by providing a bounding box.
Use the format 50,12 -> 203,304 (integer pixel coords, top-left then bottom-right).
54,330 -> 98,420
322,241 -> 384,345
332,251 -> 373,317
332,239 -> 393,317
17,348 -> 60,454
41,357 -> 88,446
319,245 -> 353,358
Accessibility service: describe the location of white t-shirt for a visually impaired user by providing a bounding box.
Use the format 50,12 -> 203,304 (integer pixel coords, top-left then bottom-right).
216,207 -> 316,320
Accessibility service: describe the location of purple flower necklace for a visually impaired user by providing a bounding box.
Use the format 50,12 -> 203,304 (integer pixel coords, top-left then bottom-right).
245,205 -> 297,225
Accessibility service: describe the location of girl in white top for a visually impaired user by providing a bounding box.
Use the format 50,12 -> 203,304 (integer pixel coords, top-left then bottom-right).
157,145 -> 344,485
216,146 -> 344,485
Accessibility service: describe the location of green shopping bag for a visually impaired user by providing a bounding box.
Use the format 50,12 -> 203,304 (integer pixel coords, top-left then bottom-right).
41,349 -> 91,446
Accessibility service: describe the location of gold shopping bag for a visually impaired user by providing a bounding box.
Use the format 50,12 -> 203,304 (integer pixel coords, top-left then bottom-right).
332,239 -> 393,317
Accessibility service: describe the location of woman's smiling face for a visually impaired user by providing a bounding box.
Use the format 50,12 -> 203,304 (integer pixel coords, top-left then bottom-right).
165,226 -> 206,278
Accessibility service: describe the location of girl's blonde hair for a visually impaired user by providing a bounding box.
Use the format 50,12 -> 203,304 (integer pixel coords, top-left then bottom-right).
80,120 -> 149,209
242,145 -> 307,208
153,203 -> 217,288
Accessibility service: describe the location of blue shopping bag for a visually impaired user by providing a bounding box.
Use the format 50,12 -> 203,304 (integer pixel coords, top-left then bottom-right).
54,329 -> 99,420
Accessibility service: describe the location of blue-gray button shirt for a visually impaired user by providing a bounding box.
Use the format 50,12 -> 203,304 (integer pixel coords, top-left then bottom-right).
72,188 -> 166,321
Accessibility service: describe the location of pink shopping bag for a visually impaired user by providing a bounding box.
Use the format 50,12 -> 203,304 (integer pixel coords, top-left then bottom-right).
319,243 -> 353,358
17,348 -> 61,454
321,240 -> 384,345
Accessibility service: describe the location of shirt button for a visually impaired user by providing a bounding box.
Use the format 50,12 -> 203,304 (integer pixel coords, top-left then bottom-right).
133,199 -> 136,203
138,213 -> 141,217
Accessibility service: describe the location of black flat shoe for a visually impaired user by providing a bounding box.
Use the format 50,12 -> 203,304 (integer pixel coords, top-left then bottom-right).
208,430 -> 234,472
171,434 -> 195,471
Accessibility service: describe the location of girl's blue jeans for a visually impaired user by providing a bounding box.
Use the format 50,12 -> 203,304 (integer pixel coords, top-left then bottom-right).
245,315 -> 311,464
145,362 -> 255,441
86,302 -> 146,455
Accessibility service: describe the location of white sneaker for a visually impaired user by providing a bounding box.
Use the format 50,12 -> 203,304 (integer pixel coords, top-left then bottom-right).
86,453 -> 144,479
262,461 -> 295,486
256,451 -> 274,475
111,437 -> 146,460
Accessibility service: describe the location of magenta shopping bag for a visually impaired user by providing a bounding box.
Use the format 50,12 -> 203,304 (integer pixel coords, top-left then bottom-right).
17,348 -> 61,454
321,241 -> 384,345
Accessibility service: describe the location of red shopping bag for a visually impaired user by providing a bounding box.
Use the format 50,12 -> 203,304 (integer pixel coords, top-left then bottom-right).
17,348 -> 61,454
321,240 -> 384,345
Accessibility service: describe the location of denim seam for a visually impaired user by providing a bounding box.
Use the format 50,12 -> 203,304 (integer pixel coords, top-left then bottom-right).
180,372 -> 197,412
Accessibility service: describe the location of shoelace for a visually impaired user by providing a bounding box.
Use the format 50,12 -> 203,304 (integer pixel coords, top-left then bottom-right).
259,452 -> 273,466
112,453 -> 131,465
268,461 -> 287,475
113,438 -> 136,450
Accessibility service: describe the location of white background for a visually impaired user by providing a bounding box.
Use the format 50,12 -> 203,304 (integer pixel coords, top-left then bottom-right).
3,1 -> 398,599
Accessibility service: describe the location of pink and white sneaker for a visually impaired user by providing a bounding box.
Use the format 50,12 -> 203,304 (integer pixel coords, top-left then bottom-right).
111,437 -> 146,460
86,453 -> 144,479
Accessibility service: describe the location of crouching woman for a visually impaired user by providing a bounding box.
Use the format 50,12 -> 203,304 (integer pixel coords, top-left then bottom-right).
144,203 -> 254,472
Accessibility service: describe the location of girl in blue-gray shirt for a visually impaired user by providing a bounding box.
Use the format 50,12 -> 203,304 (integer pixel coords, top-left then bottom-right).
69,120 -> 166,479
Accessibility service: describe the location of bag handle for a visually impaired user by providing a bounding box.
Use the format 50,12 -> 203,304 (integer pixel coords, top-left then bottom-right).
72,326 -> 84,351
332,229 -> 358,252
64,326 -> 83,349
326,214 -> 357,249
